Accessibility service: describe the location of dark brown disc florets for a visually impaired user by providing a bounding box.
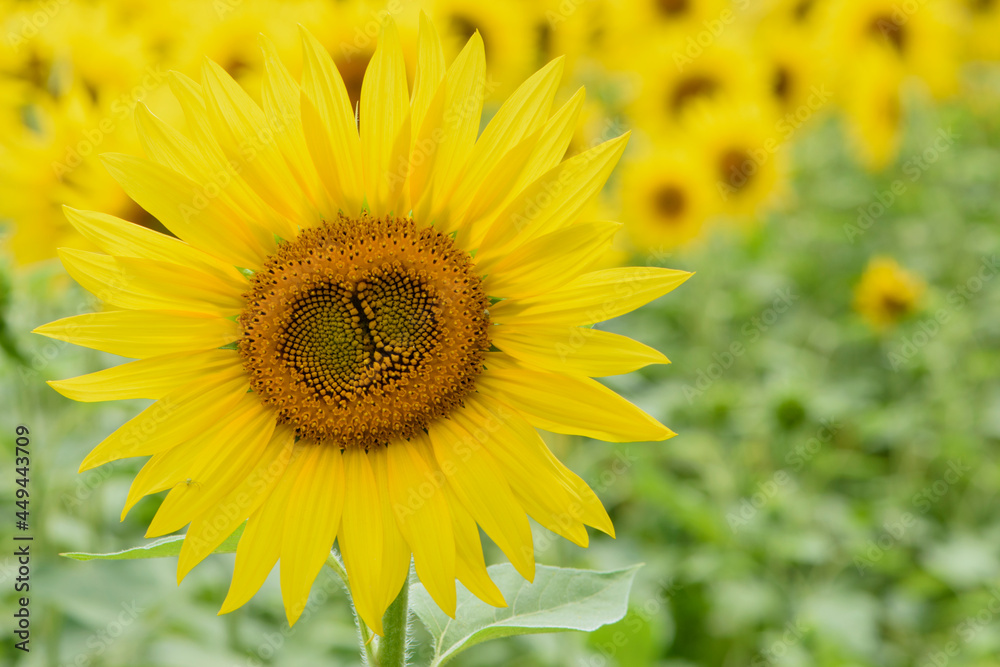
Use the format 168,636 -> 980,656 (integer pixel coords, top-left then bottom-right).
239,215 -> 490,449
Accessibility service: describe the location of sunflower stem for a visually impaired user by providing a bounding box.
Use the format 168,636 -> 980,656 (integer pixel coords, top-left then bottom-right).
325,552 -> 379,666
376,577 -> 410,667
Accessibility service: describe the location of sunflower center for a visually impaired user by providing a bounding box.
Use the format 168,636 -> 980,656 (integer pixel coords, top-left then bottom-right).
239,215 -> 490,449
655,0 -> 690,16
880,293 -> 911,316
653,184 -> 687,220
868,15 -> 906,53
719,149 -> 755,192
773,66 -> 792,102
670,76 -> 718,114
793,0 -> 815,21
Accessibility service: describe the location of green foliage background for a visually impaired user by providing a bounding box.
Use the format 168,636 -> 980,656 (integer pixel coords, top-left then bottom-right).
2,89 -> 1000,667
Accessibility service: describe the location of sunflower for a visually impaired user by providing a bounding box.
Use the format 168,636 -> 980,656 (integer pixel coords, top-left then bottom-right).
854,256 -> 924,329
953,0 -> 1000,62
432,0 -> 537,98
36,18 -> 688,634
620,144 -> 716,252
626,32 -> 767,132
839,49 -> 906,171
822,0 -> 962,99
0,85 -> 164,265
752,18 -> 829,120
686,102 -> 785,220
602,0 -> 733,53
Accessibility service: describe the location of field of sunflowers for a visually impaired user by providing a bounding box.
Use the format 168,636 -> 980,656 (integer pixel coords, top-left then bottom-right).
3,0 -> 1000,666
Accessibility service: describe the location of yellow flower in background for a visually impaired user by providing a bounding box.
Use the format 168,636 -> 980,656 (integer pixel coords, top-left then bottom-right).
687,103 -> 785,220
822,0 -> 962,99
854,256 -> 925,329
0,86 -> 164,265
602,0 -> 734,54
620,145 -> 715,252
627,33 -> 767,131
432,0 -> 537,97
840,49 -> 906,171
953,0 -> 1000,62
36,18 -> 689,634
753,19 -> 830,120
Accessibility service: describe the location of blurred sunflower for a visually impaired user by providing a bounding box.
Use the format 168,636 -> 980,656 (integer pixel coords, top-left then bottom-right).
753,20 -> 829,120
823,0 -> 961,98
37,18 -> 689,634
840,49 -> 906,171
603,0 -> 733,50
0,86 -> 163,264
620,145 -> 715,252
687,103 -> 785,219
432,0 -> 536,97
854,256 -> 925,329
953,0 -> 1000,62
627,34 -> 766,131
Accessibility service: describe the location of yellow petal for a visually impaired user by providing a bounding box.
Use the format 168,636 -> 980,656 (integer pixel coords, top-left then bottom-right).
280,444 -> 346,626
340,447 -> 406,635
100,153 -> 271,270
62,207 -> 244,285
445,486 -> 506,608
146,396 -> 276,538
361,18 -> 409,216
58,249 -> 246,316
220,446 -> 303,615
490,325 -> 669,377
259,34 -> 331,218
134,102 -> 290,242
299,25 -> 364,214
445,57 -> 563,226
386,437 -> 456,616
426,419 -> 535,581
477,365 -> 675,443
178,426 -> 296,582
116,386 -> 264,519
200,59 -> 305,236
490,267 -> 693,326
451,399 -> 588,547
368,446 -> 416,618
510,87 -> 585,195
480,221 -> 621,297
415,32 -> 485,230
410,11 -> 445,153
465,394 -> 613,536
456,130 -> 543,249
164,72 -> 290,237
477,134 -> 629,264
48,349 -> 239,402
33,310 -> 240,360
80,366 -> 248,472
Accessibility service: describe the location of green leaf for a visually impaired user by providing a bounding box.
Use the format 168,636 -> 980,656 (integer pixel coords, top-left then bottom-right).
411,563 -> 642,666
60,524 -> 245,561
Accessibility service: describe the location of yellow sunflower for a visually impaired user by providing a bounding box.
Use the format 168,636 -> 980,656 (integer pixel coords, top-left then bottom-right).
953,0 -> 1000,62
627,31 -> 767,132
686,102 -> 786,220
620,144 -> 716,253
752,19 -> 830,120
822,0 -> 962,99
36,18 -> 688,634
839,48 -> 906,171
854,256 -> 924,329
431,0 -> 537,98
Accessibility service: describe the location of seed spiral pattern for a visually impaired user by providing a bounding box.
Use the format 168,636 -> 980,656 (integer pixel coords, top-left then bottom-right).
238,215 -> 490,449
